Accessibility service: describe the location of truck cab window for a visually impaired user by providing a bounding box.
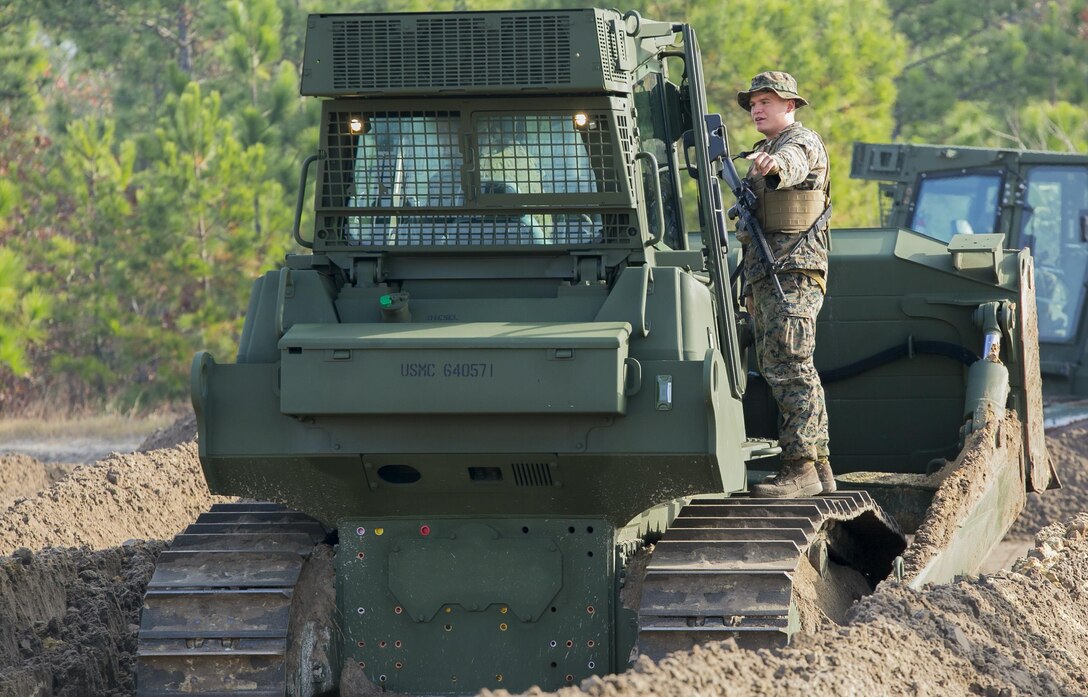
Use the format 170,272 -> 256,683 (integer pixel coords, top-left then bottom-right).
909,172 -> 1001,243
1018,165 -> 1088,342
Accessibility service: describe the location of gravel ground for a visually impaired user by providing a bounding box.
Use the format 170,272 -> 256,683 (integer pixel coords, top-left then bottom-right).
0,414 -> 1086,696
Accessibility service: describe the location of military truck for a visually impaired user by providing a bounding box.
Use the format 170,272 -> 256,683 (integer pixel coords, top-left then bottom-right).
852,142 -> 1088,406
135,9 -> 1052,696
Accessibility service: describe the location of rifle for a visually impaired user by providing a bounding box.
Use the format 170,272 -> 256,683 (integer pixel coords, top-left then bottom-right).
717,149 -> 786,301
691,114 -> 785,301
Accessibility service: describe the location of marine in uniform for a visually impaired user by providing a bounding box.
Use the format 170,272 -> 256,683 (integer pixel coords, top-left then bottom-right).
734,72 -> 834,498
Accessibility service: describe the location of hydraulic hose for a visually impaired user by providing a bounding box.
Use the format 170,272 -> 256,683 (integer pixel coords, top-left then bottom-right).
816,340 -> 980,384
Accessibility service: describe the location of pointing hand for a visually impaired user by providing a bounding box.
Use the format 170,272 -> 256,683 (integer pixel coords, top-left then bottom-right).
745,151 -> 779,177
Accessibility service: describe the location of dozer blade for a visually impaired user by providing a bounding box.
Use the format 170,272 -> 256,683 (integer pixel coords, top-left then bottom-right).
635,491 -> 905,659
135,502 -> 326,697
889,416 -> 1031,588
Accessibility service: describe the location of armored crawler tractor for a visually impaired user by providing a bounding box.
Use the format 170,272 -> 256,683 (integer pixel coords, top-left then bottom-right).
137,9 -> 1052,696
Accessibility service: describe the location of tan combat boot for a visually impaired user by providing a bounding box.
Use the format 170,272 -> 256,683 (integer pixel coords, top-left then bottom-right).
815,457 -> 836,494
750,460 -> 823,498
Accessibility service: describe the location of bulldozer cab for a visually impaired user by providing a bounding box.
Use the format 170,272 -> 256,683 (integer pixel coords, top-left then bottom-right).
852,142 -> 1088,395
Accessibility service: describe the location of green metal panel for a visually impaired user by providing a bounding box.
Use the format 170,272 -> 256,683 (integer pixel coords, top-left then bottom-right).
755,227 -> 1033,475
851,141 -> 1088,398
339,517 -> 615,694
387,530 -> 562,622
277,322 -> 631,415
301,10 -> 634,97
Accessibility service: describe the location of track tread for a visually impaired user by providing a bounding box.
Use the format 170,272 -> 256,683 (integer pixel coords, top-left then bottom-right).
136,503 -> 325,696
636,491 -> 905,658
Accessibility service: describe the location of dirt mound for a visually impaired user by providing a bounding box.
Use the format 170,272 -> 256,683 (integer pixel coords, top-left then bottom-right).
137,412 -> 197,452
0,442 -> 231,556
0,441 -> 230,696
1010,421 -> 1088,538
0,454 -> 69,511
0,542 -> 163,697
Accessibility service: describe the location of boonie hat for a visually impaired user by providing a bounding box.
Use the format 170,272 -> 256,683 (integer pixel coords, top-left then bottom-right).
737,71 -> 809,112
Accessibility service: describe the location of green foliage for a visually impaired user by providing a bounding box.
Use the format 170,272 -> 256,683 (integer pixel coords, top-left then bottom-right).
905,100 -> 1088,152
0,179 -> 19,220
133,82 -> 292,393
637,0 -> 905,226
224,0 -> 284,103
892,0 -> 1088,141
0,9 -> 49,121
0,247 -> 50,377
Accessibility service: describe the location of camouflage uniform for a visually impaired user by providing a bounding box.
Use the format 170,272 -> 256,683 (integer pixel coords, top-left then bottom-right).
736,73 -> 831,466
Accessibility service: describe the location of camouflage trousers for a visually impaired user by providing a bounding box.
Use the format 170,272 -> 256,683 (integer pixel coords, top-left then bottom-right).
750,272 -> 829,463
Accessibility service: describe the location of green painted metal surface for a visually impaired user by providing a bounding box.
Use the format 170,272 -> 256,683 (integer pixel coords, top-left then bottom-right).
736,227 -> 1044,480
339,517 -> 618,694
301,10 -> 635,98
852,141 -> 1088,398
908,447 -> 1027,588
278,321 -> 632,414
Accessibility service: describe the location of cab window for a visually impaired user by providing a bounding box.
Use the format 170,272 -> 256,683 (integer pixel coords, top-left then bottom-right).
1018,166 -> 1088,342
633,71 -> 685,248
909,172 -> 1002,243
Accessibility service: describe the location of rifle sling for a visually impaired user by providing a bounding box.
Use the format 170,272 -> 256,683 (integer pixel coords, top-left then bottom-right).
770,203 -> 832,273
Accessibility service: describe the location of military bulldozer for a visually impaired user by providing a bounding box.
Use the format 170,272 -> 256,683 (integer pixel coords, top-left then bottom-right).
852,142 -> 1088,422
136,9 -> 1053,696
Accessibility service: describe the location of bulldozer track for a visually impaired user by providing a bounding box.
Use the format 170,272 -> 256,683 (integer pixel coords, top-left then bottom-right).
636,491 -> 906,659
135,502 -> 326,697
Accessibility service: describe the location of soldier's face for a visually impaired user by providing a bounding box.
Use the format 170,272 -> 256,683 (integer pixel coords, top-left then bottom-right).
749,91 -> 795,138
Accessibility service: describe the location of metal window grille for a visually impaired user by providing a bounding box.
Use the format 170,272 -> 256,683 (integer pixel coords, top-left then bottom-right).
615,114 -> 636,193
319,213 -> 636,247
322,111 -> 463,210
316,110 -> 635,248
475,114 -> 619,195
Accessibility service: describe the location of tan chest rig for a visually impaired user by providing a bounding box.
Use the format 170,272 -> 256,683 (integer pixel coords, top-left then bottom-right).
750,175 -> 829,234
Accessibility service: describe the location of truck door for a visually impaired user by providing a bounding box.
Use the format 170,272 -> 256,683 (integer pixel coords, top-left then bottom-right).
1014,165 -> 1088,342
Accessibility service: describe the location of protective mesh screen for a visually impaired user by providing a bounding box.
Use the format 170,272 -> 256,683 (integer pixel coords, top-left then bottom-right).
317,110 -> 634,247
321,213 -> 636,246
321,111 -> 462,210
330,14 -> 574,91
476,113 -> 620,195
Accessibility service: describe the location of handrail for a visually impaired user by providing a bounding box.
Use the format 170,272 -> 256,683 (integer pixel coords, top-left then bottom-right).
293,154 -> 320,249
636,151 -> 665,247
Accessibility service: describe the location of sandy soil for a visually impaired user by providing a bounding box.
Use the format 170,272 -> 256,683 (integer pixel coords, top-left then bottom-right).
0,413 -> 1085,697
0,454 -> 70,511
1011,420 -> 1088,538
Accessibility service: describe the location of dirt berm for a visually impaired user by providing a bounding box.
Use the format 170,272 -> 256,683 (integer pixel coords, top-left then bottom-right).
0,418 -> 1086,696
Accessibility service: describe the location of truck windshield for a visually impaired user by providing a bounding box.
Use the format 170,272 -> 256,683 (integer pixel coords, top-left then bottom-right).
320,110 -> 627,246
1018,165 -> 1088,342
908,172 -> 1002,242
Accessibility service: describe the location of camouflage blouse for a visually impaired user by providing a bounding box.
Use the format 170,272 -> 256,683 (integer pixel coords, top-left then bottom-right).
737,121 -> 831,289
